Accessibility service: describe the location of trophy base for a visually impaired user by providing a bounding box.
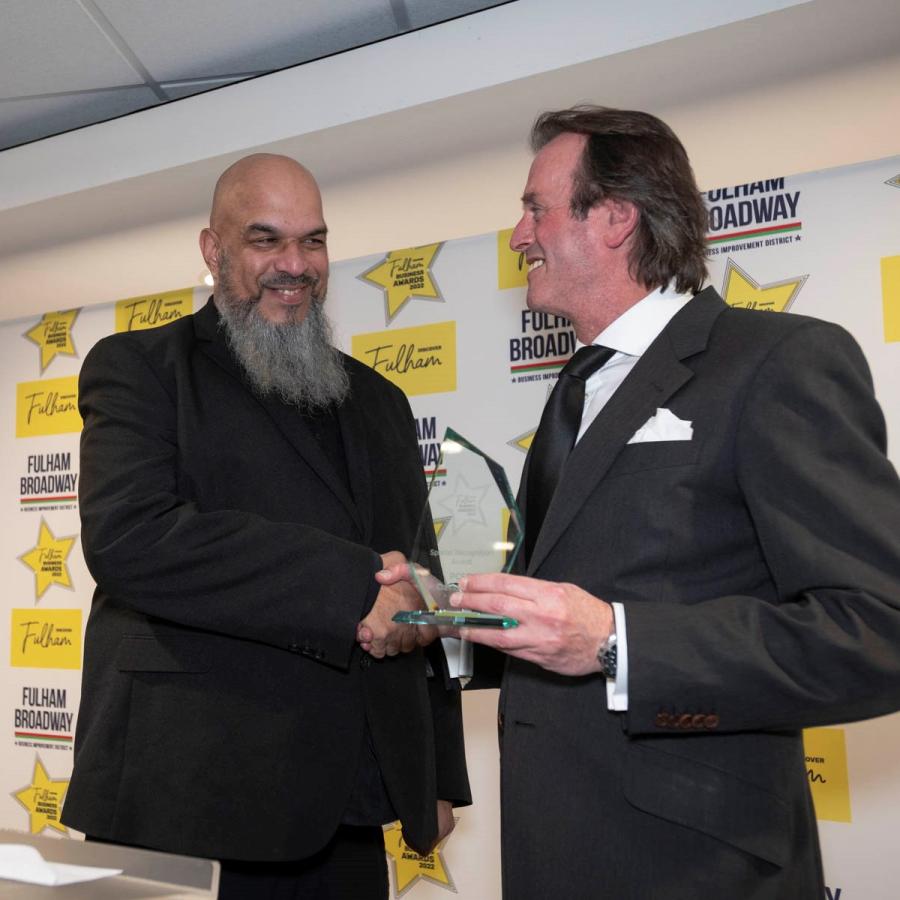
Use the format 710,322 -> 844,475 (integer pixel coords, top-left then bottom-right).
393,609 -> 518,629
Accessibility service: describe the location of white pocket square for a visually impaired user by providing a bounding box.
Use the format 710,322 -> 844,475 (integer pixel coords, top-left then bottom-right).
627,407 -> 693,444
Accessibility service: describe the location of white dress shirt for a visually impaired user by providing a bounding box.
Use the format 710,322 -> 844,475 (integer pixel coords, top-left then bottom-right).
572,286 -> 693,710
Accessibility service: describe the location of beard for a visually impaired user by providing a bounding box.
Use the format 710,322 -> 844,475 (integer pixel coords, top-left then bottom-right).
214,258 -> 350,411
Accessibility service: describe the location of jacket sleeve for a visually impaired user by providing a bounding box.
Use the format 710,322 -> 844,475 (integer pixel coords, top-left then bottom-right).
624,321 -> 900,734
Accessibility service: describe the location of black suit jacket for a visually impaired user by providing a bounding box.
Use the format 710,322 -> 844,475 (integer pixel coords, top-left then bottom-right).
62,298 -> 470,860
496,289 -> 900,899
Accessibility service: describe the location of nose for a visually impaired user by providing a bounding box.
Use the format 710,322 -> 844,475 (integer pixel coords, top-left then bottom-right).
510,214 -> 532,253
274,240 -> 308,276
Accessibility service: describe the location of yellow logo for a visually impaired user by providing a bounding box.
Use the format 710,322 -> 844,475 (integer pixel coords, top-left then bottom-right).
115,288 -> 193,332
803,727 -> 851,823
23,309 -> 80,373
497,228 -> 528,289
10,609 -> 82,670
384,820 -> 456,896
16,376 -> 82,437
19,518 -> 76,600
13,756 -> 69,834
358,243 -> 444,324
885,174 -> 900,189
721,259 -> 807,312
882,255 -> 900,342
352,322 -> 456,397
433,517 -> 449,542
508,428 -> 536,454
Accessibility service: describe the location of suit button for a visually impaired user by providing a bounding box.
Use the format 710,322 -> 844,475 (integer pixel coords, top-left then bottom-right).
655,712 -> 670,728
678,713 -> 693,729
704,714 -> 720,730
315,650 -> 325,660
288,642 -> 300,653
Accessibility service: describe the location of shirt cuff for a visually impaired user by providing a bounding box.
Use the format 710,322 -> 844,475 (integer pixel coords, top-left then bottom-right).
605,602 -> 628,711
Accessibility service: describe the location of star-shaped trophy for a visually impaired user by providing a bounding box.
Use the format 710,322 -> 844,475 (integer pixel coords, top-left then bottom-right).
394,428 -> 523,630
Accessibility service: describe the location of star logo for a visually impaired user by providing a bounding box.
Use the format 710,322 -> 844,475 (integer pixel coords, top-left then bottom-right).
885,174 -> 900,189
19,518 -> 76,600
508,428 -> 536,454
23,309 -> 80,373
509,384 -> 554,453
435,474 -> 490,535
13,757 -> 69,834
721,259 -> 807,312
358,243 -> 444,324
384,820 -> 457,896
433,516 -> 450,542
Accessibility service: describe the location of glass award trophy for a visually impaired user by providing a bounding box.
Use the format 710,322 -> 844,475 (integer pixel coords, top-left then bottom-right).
393,428 -> 523,629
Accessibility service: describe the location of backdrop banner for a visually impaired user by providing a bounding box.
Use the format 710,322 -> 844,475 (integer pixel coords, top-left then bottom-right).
2,154 -> 898,900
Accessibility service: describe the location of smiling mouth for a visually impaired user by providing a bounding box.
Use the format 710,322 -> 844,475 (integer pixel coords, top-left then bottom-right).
528,259 -> 545,273
270,287 -> 304,296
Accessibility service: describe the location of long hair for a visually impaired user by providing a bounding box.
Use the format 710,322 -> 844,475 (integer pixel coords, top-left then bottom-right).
531,106 -> 708,295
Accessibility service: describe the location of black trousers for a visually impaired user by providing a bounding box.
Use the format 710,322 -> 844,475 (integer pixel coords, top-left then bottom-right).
89,825 -> 388,900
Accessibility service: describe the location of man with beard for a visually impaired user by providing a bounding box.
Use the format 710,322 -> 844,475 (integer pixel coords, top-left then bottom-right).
62,154 -> 470,899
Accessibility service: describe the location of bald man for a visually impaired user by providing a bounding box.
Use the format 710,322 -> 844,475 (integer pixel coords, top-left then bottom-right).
63,155 -> 470,899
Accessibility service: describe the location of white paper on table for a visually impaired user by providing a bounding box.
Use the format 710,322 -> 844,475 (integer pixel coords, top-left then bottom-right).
0,844 -> 122,886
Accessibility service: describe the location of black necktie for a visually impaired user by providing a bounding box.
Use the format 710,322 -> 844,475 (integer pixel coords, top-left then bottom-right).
525,345 -> 615,563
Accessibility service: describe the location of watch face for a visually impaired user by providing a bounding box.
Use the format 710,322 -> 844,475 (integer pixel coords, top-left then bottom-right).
601,645 -> 617,678
598,633 -> 617,678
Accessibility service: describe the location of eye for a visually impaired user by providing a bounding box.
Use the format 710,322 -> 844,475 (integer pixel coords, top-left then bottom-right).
252,237 -> 277,246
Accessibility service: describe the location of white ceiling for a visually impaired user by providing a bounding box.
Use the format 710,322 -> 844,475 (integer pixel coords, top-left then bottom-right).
0,0 -> 510,150
0,0 -> 898,308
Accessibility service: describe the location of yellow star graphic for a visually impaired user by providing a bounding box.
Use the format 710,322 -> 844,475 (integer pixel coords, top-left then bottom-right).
23,309 -> 80,373
19,518 -> 76,600
433,517 -> 450,542
384,820 -> 456,896
721,259 -> 807,313
13,757 -> 69,835
358,243 -> 444,324
508,428 -> 536,454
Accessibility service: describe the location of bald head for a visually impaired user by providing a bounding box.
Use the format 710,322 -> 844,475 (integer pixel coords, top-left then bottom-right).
200,153 -> 329,326
209,153 -> 321,231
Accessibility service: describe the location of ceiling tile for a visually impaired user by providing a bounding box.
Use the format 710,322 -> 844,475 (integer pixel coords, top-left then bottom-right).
0,87 -> 161,150
0,0 -> 143,96
95,0 -> 397,83
405,0 -> 513,29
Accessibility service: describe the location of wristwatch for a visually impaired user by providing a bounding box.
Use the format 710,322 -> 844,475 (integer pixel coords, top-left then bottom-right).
597,630 -> 617,679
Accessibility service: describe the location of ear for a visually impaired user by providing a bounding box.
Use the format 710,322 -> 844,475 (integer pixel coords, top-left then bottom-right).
199,228 -> 221,277
598,199 -> 639,249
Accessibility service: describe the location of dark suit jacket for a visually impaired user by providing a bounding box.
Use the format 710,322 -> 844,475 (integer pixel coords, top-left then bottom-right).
496,289 -> 900,899
62,298 -> 470,861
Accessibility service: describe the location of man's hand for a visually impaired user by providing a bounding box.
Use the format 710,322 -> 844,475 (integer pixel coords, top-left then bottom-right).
357,552 -> 436,657
450,572 -> 613,676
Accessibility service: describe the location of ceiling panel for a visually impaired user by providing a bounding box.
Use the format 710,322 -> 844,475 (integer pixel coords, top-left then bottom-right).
0,87 -> 160,150
406,0 -> 510,28
95,0 -> 398,83
0,0 -> 142,95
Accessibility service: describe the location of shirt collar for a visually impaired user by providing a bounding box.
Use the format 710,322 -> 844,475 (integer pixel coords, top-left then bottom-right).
584,285 -> 693,358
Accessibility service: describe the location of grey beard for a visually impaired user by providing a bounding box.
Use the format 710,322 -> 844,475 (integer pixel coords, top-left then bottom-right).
217,294 -> 350,411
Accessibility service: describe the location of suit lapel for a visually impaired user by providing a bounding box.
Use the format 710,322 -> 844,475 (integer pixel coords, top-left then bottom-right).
527,288 -> 725,573
194,298 -> 365,533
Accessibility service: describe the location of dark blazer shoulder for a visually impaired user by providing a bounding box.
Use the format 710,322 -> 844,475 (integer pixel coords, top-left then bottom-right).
341,351 -> 412,413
